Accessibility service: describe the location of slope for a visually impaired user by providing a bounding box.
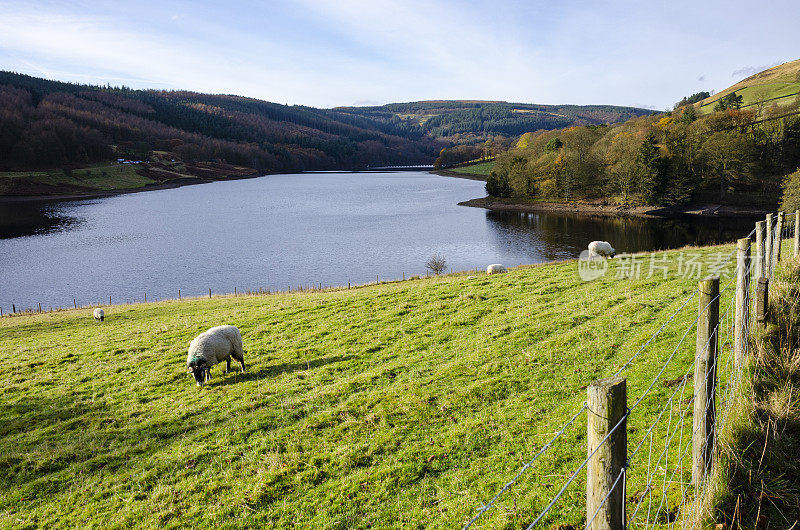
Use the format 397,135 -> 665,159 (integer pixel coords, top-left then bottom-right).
696,59 -> 800,115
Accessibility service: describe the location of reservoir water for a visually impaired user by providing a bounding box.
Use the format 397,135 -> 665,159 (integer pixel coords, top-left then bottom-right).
0,171 -> 756,311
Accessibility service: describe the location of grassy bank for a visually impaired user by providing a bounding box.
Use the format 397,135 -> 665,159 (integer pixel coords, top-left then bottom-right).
0,160 -> 256,198
0,164 -> 154,195
448,160 -> 495,177
704,257 -> 800,527
1,244 -> 747,528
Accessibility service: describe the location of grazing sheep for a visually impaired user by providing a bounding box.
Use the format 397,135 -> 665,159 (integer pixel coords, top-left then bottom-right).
186,325 -> 246,387
486,264 -> 507,275
588,241 -> 616,258
93,308 -> 104,322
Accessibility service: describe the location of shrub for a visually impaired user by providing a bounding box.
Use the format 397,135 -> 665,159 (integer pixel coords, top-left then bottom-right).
485,170 -> 511,197
780,168 -> 800,213
425,254 -> 447,275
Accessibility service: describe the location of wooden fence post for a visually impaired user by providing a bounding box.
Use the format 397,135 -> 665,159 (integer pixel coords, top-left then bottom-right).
209,288 -> 212,298
765,214 -> 773,279
734,238 -> 751,369
775,212 -> 784,264
178,289 -> 181,300
794,210 -> 799,260
693,277 -> 719,486
755,277 -> 769,327
754,221 -> 765,282
587,376 -> 627,530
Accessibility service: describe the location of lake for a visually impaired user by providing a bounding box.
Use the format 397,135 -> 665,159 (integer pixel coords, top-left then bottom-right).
0,172 -> 757,312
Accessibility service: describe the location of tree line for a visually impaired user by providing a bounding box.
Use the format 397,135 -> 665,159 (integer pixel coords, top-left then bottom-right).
484,95 -> 800,206
338,101 -> 652,140
0,71 -> 443,173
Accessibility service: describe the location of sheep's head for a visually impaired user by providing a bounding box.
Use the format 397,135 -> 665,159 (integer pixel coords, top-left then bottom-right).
188,358 -> 208,387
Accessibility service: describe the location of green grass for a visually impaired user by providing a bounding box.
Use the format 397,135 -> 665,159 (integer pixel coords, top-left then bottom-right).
1,244 -> 750,528
703,254 -> 800,527
0,164 -> 154,195
450,160 -> 495,177
697,82 -> 800,116
696,60 -> 800,116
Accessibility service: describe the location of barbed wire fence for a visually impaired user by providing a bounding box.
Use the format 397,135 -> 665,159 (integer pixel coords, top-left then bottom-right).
464,210 -> 799,528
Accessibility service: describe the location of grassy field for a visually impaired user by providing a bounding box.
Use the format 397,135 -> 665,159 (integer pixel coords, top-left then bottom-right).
0,164 -> 155,195
1,243 -> 759,528
449,160 -> 495,177
697,59 -> 800,116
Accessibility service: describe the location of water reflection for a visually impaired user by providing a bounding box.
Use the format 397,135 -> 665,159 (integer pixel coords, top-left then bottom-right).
485,210 -> 757,262
0,202 -> 79,239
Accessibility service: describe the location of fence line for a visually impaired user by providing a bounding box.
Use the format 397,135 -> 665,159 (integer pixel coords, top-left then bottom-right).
464,210 -> 797,528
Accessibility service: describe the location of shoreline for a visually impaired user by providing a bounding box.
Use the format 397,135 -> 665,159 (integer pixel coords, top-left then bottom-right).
431,169 -> 488,181
458,196 -> 772,219
0,171 -> 268,204
0,167 -> 443,204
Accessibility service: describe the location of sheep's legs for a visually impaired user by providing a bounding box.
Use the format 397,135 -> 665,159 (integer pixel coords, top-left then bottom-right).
225,358 -> 231,373
231,350 -> 246,373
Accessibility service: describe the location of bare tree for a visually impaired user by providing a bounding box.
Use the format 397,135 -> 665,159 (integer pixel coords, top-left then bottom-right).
425,253 -> 447,275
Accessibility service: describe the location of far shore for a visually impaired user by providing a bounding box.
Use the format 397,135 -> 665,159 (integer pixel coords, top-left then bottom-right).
0,171 -> 268,204
431,169 -> 488,181
458,196 -> 772,219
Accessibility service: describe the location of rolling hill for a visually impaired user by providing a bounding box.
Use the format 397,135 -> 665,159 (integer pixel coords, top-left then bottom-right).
337,100 -> 652,140
696,59 -> 800,115
0,71 -> 652,196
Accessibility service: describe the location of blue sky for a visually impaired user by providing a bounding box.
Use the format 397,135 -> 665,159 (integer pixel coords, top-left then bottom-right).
0,0 -> 797,109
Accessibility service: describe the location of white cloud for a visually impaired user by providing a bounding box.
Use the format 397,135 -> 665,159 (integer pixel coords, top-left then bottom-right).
0,0 -> 796,109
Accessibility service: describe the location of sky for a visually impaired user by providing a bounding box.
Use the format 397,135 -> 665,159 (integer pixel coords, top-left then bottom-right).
0,0 -> 797,110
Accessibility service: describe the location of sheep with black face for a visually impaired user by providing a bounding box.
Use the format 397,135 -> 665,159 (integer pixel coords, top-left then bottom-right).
186,325 -> 246,387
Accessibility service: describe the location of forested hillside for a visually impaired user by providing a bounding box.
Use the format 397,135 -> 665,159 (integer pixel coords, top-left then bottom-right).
478,61 -> 800,207
338,100 -> 652,141
0,71 -> 443,176
0,72 -> 652,188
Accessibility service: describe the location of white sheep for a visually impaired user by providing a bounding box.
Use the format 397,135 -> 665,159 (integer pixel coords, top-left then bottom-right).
486,264 -> 508,275
186,325 -> 246,387
93,308 -> 104,322
587,241 -> 616,258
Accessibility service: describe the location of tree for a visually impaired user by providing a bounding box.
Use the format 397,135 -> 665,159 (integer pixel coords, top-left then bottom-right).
674,91 -> 710,108
605,132 -> 639,202
780,169 -> 800,212
486,170 -> 511,197
635,134 -> 667,204
700,130 -> 751,199
425,253 -> 447,275
545,137 -> 563,152
713,91 -> 744,112
679,106 -> 697,124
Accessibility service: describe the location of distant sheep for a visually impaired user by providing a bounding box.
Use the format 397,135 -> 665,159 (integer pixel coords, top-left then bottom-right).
486,264 -> 507,275
186,325 -> 246,387
93,308 -> 104,322
588,241 -> 616,258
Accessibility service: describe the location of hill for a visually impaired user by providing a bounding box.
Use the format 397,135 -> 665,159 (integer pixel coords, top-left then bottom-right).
0,71 -> 443,195
0,72 -> 651,196
696,59 -> 800,115
0,243 -> 742,527
337,100 -> 653,141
